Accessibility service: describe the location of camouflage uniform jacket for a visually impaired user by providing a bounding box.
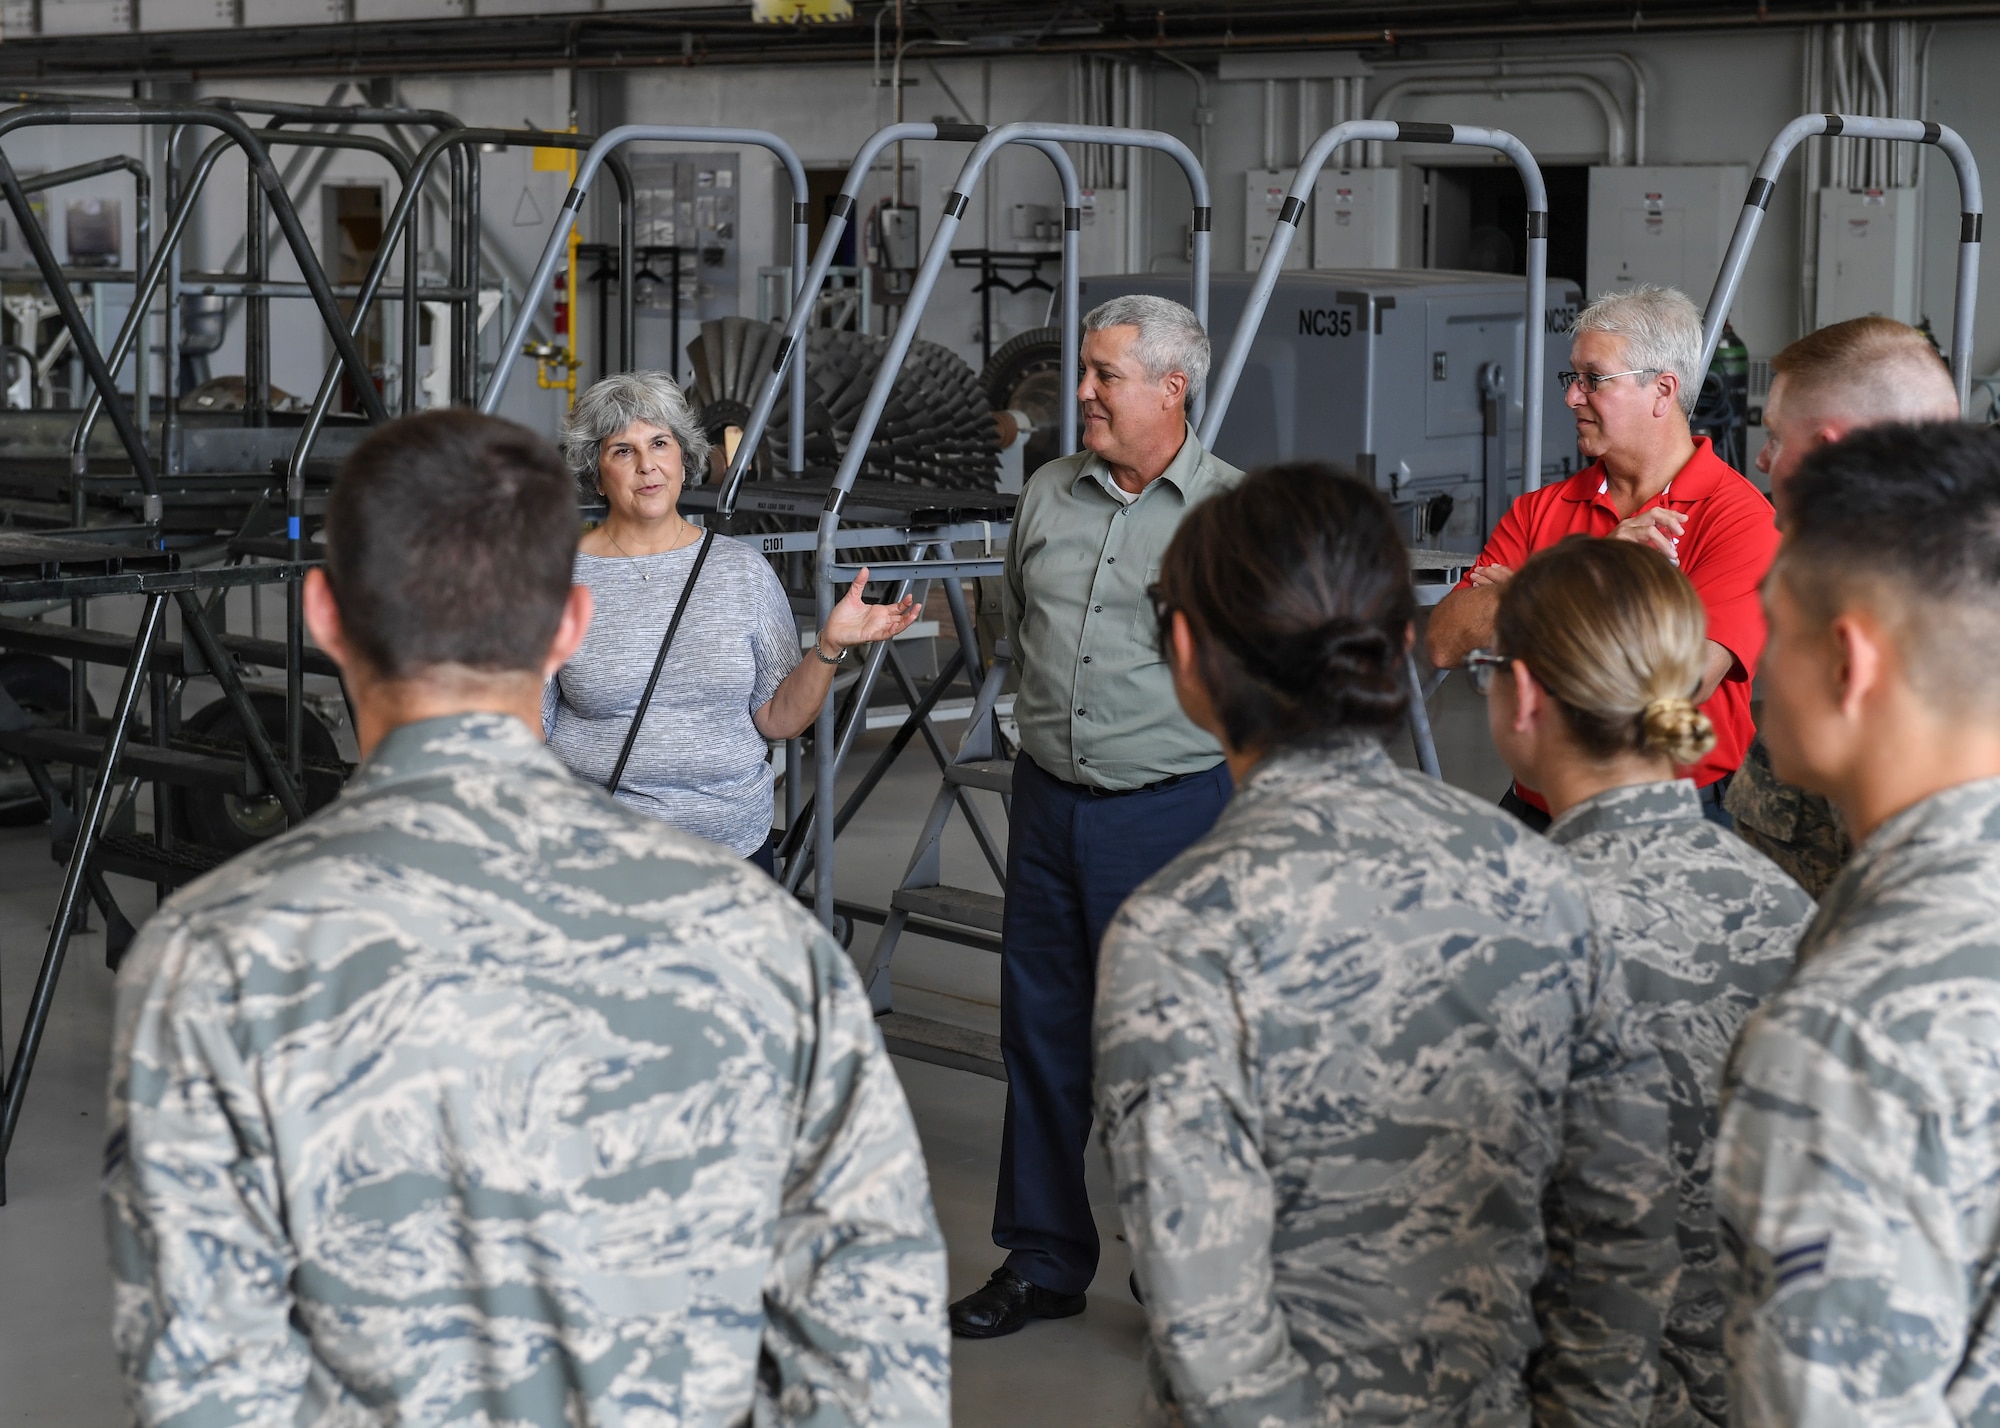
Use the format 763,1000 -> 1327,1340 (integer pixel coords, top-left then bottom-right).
1721,735 -> 1851,899
103,712 -> 950,1428
1716,775 -> 2000,1426
1093,741 -> 1680,1428
1546,781 -> 1814,1427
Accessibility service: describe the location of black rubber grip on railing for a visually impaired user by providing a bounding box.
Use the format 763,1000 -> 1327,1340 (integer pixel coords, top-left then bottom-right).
563,186 -> 586,212
933,122 -> 988,142
1277,196 -> 1305,227
1192,206 -> 1212,232
1964,213 -> 1984,242
1823,114 -> 1845,136
1525,211 -> 1548,239
773,335 -> 794,373
824,487 -> 848,516
1747,177 -> 1777,212
830,193 -> 854,220
1065,207 -> 1081,231
943,191 -> 969,218
792,202 -> 809,224
1397,121 -> 1456,145
1924,121 -> 1943,143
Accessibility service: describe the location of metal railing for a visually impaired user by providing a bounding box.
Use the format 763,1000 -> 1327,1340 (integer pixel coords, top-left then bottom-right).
481,124 -> 814,481
797,121 -> 1211,926
1699,113 -> 1982,412
1201,119 -> 1551,492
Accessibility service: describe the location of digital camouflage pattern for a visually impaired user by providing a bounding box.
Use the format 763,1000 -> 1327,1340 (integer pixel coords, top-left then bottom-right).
1722,735 -> 1851,899
1717,775 -> 2000,1426
104,712 -> 950,1428
1094,741 -> 1680,1428
1545,780 -> 1814,1427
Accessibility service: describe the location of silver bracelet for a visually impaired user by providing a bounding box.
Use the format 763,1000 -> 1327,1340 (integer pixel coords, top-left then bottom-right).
812,640 -> 848,666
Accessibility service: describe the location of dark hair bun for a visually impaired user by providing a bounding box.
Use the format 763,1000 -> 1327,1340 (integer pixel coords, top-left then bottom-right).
1156,463 -> 1414,751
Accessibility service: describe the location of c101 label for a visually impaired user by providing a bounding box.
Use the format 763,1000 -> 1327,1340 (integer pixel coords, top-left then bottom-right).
1299,307 -> 1358,337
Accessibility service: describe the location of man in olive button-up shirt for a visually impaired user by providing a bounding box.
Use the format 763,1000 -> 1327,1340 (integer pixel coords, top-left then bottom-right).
948,294 -> 1242,1341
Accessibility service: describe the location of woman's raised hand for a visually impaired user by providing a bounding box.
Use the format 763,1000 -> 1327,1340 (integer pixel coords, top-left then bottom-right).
820,568 -> 923,657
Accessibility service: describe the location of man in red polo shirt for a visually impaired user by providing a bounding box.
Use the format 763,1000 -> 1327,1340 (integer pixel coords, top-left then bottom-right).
1427,284 -> 1779,829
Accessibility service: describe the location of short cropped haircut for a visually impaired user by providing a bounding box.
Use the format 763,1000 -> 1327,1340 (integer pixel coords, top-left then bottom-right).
1496,537 -> 1716,767
1771,316 -> 1959,424
1776,422 -> 2000,713
1084,293 -> 1210,399
325,410 -> 579,679
1154,461 -> 1414,750
1572,284 -> 1704,416
561,371 -> 712,490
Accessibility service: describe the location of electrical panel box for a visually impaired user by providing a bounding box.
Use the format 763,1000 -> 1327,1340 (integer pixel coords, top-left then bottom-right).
878,206 -> 922,271
1078,188 -> 1127,275
1310,168 -> 1399,269
1081,268 -> 1585,550
1245,169 -> 1309,271
1815,186 -> 1919,325
1586,165 -> 1747,302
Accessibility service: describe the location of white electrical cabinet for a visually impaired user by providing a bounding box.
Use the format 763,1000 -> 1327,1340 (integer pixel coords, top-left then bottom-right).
1245,169 -> 1309,271
1311,169 -> 1399,269
1078,188 -> 1128,275
1814,187 -> 1919,325
1585,165 -> 1746,302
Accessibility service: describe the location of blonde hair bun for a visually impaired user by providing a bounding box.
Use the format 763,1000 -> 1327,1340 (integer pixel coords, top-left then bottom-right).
1641,695 -> 1717,767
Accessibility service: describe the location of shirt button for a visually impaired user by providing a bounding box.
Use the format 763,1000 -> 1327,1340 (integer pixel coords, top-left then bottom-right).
1082,655 -> 1092,664
1079,757 -> 1090,765
1093,604 -> 1102,612
1106,556 -> 1116,564
1076,708 -> 1087,717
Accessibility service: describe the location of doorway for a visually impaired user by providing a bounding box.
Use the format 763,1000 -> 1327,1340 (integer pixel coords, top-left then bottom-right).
1421,163 -> 1589,292
322,184 -> 384,412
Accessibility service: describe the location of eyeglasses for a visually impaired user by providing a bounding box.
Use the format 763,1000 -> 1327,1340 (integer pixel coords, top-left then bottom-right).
1463,647 -> 1511,695
1556,368 -> 1658,394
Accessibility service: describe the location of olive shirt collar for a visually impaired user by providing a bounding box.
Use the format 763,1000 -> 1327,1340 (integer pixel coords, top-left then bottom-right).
1072,422 -> 1211,508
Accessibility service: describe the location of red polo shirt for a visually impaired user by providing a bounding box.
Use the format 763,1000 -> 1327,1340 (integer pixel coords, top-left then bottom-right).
1458,436 -> 1779,807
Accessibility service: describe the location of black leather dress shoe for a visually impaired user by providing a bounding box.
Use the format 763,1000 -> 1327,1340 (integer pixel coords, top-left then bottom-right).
948,1267 -> 1087,1339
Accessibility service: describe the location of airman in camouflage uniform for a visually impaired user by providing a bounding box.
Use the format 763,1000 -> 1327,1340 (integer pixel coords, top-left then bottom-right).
1545,779 -> 1814,1426
1722,736 -> 1851,898
1716,775 -> 2000,1424
1094,740 -> 1680,1428
104,711 -> 951,1427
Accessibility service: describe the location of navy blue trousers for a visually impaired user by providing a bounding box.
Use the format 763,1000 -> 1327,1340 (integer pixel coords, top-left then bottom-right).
996,753 -> 1232,1295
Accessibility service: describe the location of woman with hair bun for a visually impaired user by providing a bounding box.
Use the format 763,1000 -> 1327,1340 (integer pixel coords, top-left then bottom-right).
1480,535 -> 1815,1427
1093,463 -> 1679,1427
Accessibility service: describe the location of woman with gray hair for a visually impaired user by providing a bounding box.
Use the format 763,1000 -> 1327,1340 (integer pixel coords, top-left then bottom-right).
542,371 -> 919,872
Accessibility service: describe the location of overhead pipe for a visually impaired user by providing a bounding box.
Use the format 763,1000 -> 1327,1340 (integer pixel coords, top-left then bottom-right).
1368,73 -> 1629,166
1372,52 -> 1649,164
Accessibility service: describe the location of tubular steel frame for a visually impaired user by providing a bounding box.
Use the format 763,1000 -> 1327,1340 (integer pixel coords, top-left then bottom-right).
1201,118 -> 1551,492
796,121 -> 1212,928
1700,112 -> 1982,411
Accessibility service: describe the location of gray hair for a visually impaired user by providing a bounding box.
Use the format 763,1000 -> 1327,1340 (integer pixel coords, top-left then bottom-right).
1572,285 -> 1705,417
1084,293 -> 1210,399
560,371 -> 712,489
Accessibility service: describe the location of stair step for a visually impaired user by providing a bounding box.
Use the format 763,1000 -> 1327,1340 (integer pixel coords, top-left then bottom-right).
891,884 -> 1005,935
0,727 -> 256,793
88,832 -> 234,887
877,1012 -> 1005,1082
943,759 -> 1014,794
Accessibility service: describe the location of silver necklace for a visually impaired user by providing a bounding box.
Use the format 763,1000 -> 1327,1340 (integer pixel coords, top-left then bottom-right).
603,524 -> 692,580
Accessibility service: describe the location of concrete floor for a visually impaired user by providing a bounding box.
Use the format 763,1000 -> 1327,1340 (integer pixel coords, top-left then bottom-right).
0,648 -> 1510,1427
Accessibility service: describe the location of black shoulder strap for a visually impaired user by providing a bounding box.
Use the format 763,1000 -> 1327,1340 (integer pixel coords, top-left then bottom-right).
606,527 -> 716,796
